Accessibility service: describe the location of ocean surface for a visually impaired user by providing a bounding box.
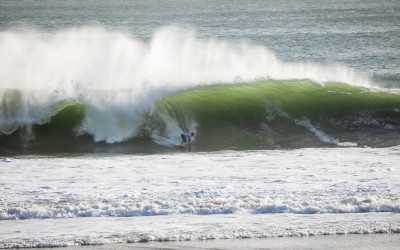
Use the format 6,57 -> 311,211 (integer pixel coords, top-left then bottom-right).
0,0 -> 399,248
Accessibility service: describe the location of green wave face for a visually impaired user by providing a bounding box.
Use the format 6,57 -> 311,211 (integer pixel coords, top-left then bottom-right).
2,80 -> 400,154
155,80 -> 400,150
0,89 -> 83,134
1,98 -> 86,155
161,80 -> 400,119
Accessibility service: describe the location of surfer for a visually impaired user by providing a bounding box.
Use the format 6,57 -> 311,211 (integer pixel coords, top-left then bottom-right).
181,132 -> 195,145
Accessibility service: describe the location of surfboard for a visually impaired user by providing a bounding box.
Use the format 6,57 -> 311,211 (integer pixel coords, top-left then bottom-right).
178,142 -> 191,147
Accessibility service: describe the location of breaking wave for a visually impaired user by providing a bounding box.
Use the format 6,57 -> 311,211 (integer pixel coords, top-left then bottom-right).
1,26 -> 399,153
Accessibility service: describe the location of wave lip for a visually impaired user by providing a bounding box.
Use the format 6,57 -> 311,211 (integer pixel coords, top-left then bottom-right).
0,25 -> 373,91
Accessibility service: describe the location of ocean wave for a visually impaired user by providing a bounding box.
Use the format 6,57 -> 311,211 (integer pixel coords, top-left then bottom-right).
2,80 -> 400,153
1,26 -> 399,152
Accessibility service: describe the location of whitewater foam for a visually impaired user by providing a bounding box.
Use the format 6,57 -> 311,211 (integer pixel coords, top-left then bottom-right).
1,147 -> 400,247
1,213 -> 400,248
1,147 -> 399,219
265,103 -> 358,147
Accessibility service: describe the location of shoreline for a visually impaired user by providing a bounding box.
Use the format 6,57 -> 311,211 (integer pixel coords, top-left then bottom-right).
35,234 -> 400,250
2,213 -> 400,249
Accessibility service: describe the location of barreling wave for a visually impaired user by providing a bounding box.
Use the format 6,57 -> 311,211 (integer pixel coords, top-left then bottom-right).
2,80 -> 400,154
156,80 -> 400,149
1,26 -> 399,154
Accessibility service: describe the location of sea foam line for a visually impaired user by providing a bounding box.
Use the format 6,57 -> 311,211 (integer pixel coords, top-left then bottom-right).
1,213 -> 400,248
2,194 -> 399,220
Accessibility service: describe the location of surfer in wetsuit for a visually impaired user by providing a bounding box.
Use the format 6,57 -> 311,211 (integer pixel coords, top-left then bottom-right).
181,132 -> 195,145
